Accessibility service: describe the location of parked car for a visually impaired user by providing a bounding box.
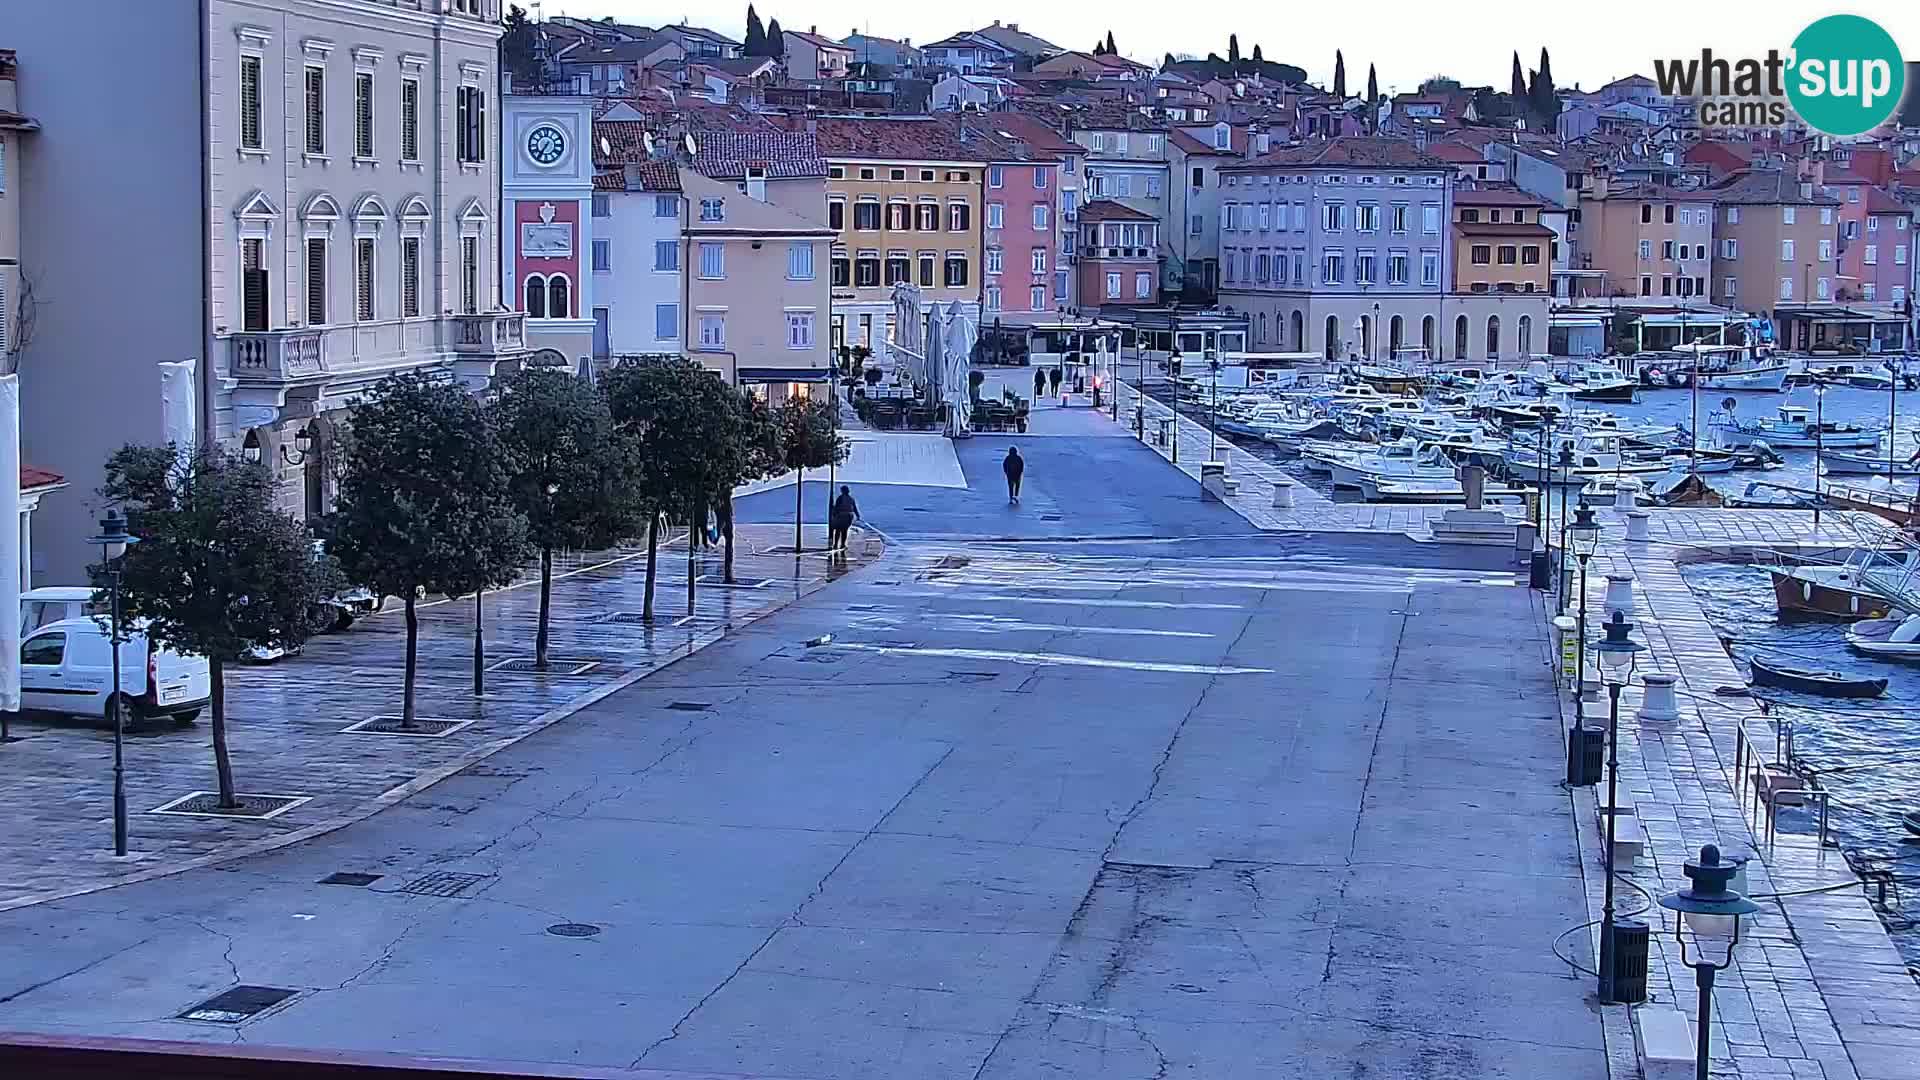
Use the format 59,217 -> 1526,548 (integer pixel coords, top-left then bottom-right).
19,617 -> 211,726
20,586 -> 103,635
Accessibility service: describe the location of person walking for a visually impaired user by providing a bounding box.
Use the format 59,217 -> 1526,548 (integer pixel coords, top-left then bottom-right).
1048,367 -> 1063,404
1033,367 -> 1048,406
829,485 -> 859,552
1003,446 -> 1025,503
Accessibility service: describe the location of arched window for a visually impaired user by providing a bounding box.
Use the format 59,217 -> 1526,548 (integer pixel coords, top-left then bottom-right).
1518,314 -> 1533,356
1389,315 -> 1404,359
1486,315 -> 1501,359
1258,312 -> 1268,343
1324,315 -> 1340,362
1290,311 -> 1304,352
1358,314 -> 1372,361
547,274 -> 570,320
524,275 -> 547,318
1421,315 -> 1436,361
1453,314 -> 1468,360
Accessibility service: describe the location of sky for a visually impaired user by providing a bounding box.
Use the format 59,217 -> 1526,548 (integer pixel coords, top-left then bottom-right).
527,1 -> 1920,95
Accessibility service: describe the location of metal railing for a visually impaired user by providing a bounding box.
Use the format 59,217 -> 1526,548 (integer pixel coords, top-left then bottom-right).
1734,715 -> 1832,848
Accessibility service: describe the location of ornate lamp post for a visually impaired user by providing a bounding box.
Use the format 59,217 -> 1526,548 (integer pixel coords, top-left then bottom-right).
88,510 -> 139,857
1595,610 -> 1645,1003
1556,442 -> 1576,614
1570,503 -> 1600,723
1658,845 -> 1761,1080
1167,348 -> 1183,464
1813,382 -> 1828,529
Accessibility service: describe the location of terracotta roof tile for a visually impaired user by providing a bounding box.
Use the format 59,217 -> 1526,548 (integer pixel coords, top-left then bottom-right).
22,466 -> 63,490
1707,168 -> 1840,205
804,115 -> 989,162
1223,136 -> 1447,170
1456,221 -> 1557,237
1078,199 -> 1156,222
1865,186 -> 1913,216
691,129 -> 827,179
1454,185 -> 1548,208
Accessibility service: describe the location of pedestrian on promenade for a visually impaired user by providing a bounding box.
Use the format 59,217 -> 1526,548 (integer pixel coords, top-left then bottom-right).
1003,447 -> 1025,503
1033,367 -> 1047,406
829,486 -> 859,551
1048,367 -> 1063,403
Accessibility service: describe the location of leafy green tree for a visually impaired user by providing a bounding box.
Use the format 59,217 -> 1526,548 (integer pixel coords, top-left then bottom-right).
771,396 -> 850,553
1251,44 -> 1263,63
492,367 -> 641,670
744,5 -> 766,55
1333,50 -> 1346,98
1511,52 -> 1527,100
1532,48 -> 1560,128
766,18 -> 786,62
603,362 -> 706,620
99,447 -> 335,808
331,373 -> 526,726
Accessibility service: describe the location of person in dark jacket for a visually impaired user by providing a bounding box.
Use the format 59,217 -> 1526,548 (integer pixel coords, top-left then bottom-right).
1048,367 -> 1063,400
1003,447 -> 1025,502
829,486 -> 859,551
1033,367 -> 1048,405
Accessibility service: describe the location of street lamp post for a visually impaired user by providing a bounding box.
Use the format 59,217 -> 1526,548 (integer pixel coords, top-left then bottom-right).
1557,442 -> 1575,615
1888,357 -> 1900,479
1657,845 -> 1761,1080
1570,503 -> 1600,724
1594,610 -> 1645,1004
88,510 -> 139,858
1814,382 -> 1828,529
1208,350 -> 1221,462
1168,348 -> 1183,464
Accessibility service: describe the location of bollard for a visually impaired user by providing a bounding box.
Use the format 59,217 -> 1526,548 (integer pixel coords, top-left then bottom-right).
1272,479 -> 1295,509
1637,672 -> 1679,723
1625,510 -> 1650,542
1604,573 -> 1636,619
1614,481 -> 1639,511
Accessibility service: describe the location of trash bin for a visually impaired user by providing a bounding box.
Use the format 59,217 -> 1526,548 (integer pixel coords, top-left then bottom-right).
1156,418 -> 1172,446
1567,723 -> 1604,787
1607,919 -> 1650,1004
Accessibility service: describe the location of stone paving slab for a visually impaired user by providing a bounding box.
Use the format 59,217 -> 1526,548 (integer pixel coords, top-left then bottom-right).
1558,505 -> 1920,1080
0,524 -> 877,912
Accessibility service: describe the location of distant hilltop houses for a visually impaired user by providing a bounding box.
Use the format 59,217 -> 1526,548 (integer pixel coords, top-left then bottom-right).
6,3 -> 1920,573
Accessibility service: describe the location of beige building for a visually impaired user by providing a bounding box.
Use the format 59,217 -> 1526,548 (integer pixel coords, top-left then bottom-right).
1705,169 -> 1842,340
1577,176 -> 1715,302
781,29 -> 854,81
682,168 -> 835,392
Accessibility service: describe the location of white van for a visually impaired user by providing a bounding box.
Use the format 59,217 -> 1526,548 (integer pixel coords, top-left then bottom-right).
20,586 -> 103,635
19,617 -> 212,726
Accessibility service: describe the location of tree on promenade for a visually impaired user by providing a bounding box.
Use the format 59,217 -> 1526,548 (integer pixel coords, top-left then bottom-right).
100,446 -> 335,808
771,395 -> 849,554
331,374 -> 525,726
604,362 -> 712,621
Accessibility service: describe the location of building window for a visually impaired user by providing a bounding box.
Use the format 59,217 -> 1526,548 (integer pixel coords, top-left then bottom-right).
400,78 -> 419,160
1135,271 -> 1151,298
456,86 -> 486,163
655,303 -> 678,340
699,242 -> 724,279
654,240 -> 679,271
1391,204 -> 1408,233
524,275 -> 546,318
787,311 -> 814,349
655,194 -> 678,218
986,202 -> 1003,229
400,237 -> 420,317
1780,277 -> 1794,300
1639,239 -> 1652,260
1035,169 -> 1048,190
354,238 -> 375,321
1321,250 -> 1344,284
918,254 -> 935,286
1820,239 -> 1834,261
1865,244 -> 1879,265
1471,245 -> 1491,265
1030,285 -> 1046,309
306,238 -> 328,324
591,239 -> 611,272
461,236 -> 478,314
354,72 -> 374,158
886,253 -> 911,284
1357,204 -> 1378,231
828,200 -> 845,230
831,254 -> 850,286
591,193 -> 610,217
944,256 -> 969,287
855,254 -> 880,287
1863,283 -> 1878,301
1461,209 -> 1480,223
1497,245 -> 1517,265
1782,206 -> 1796,225
700,198 -> 725,222
1662,239 -> 1674,259
916,203 -> 939,231
1486,315 -> 1500,358
1355,250 -> 1376,285
1817,277 -> 1830,300
1030,247 -> 1047,274
985,247 -> 1004,275
1387,250 -> 1408,285
241,238 -> 268,331
1723,276 -> 1737,296
1422,205 -> 1440,234
889,202 -> 910,230
305,66 -> 327,155
1323,203 -> 1345,231
698,313 -> 725,348
1640,204 -> 1652,224
240,55 -> 263,150
1106,272 -> 1121,299
1421,250 -> 1438,286
1727,207 -> 1740,224
1192,214 -> 1203,236
1781,239 -> 1795,261
984,286 -> 1001,312
788,242 -> 815,280
1521,246 -> 1540,265
988,165 -> 1004,188
1033,204 -> 1049,230
854,201 -> 881,230
949,203 -> 971,231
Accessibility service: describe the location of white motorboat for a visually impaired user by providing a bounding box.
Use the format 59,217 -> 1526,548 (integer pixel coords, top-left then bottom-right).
1306,439 -> 1457,489
1847,614 -> 1920,660
1820,449 -> 1920,477
1711,405 -> 1883,450
1673,343 -> 1791,392
1555,362 -> 1640,403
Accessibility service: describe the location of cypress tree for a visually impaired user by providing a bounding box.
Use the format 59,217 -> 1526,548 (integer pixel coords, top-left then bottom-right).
1333,50 -> 1346,98
1105,31 -> 1116,55
1511,51 -> 1526,101
743,5 -> 766,55
1366,64 -> 1379,131
1229,35 -> 1240,64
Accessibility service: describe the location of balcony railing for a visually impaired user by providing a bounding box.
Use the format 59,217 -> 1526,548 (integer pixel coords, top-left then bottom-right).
230,329 -> 325,382
449,311 -> 526,355
229,314 -> 528,385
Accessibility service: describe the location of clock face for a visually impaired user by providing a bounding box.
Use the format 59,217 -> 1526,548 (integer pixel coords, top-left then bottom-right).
527,125 -> 566,166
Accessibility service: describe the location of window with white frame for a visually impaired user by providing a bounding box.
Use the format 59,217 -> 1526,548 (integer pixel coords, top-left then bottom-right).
985,247 -> 1003,274
788,242 -> 814,280
1030,247 -> 1046,274
1323,203 -> 1344,231
1895,285 -> 1908,304
1819,239 -> 1833,261
1724,276 -> 1737,295
787,311 -> 814,349
1864,283 -> 1878,301
1726,206 -> 1740,224
1420,249 -> 1438,286
1387,249 -> 1408,285
592,239 -> 611,272
700,198 -> 725,222
1322,250 -> 1344,284
1030,285 -> 1045,309
306,238 -> 328,324
1357,204 -> 1378,232
1780,276 -> 1794,300
1033,204 -> 1048,230
1106,272 -> 1120,298
400,237 -> 420,317
1390,203 -> 1408,233
655,194 -> 677,217
1782,206 -> 1796,225
699,242 -> 724,279
1191,214 -> 1203,236
239,237 -> 267,331
239,55 -> 263,150
655,240 -> 679,271
1822,206 -> 1835,223
655,303 -> 677,340
988,165 -> 1004,188
456,86 -> 485,163
461,235 -> 478,314
1896,244 -> 1908,265
305,66 -> 327,155
1355,250 -> 1376,285
1865,244 -> 1878,265
1257,203 -> 1270,231
1135,271 -> 1150,297
984,286 -> 1001,311
400,78 -> 419,161
1421,204 -> 1440,234
1639,239 -> 1653,260
1723,239 -> 1738,258
354,73 -> 374,158
591,193 -> 610,217
986,202 -> 1003,229
354,238 -> 375,321
698,313 -> 725,348
1781,239 -> 1795,261
1035,169 -> 1048,189
1817,277 -> 1830,300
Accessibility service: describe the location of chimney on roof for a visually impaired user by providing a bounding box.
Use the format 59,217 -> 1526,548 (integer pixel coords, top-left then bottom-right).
992,20 -> 1001,27
1008,23 -> 1019,31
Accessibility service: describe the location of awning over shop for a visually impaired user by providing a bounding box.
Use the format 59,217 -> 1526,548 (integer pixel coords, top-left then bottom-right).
735,367 -> 837,383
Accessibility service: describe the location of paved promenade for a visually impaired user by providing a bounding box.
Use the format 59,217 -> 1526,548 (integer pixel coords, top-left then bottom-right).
0,525 -> 874,911
0,431 -> 1600,1078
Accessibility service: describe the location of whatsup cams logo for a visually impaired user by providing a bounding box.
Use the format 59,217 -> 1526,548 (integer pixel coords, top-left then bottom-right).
1653,14 -> 1905,136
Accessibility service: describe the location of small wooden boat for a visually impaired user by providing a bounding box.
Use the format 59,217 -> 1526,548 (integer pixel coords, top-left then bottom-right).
1748,655 -> 1887,698
1902,810 -> 1920,838
1768,564 -> 1897,620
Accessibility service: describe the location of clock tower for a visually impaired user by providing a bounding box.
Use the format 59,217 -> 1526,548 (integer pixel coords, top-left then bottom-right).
500,90 -> 595,365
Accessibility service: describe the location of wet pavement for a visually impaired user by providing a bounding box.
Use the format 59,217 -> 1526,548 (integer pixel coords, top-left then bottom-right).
0,431 -> 1603,1079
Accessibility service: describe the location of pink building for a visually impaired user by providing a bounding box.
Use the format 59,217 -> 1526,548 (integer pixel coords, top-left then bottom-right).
1825,170 -> 1873,296
1860,187 -> 1912,312
980,145 -> 1064,320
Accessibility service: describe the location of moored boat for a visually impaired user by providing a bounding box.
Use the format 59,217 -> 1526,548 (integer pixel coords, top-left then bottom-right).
1768,564 -> 1899,620
1747,655 -> 1887,698
1847,614 -> 1920,660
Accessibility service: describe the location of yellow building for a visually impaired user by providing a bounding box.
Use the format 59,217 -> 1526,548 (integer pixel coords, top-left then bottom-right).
1451,188 -> 1554,295
807,116 -> 986,356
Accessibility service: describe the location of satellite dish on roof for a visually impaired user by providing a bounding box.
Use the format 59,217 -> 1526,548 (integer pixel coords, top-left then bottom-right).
684,132 -> 700,156
599,135 -> 612,158
642,131 -> 655,154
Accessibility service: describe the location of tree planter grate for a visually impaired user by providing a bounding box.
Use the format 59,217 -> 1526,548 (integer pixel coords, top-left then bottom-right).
319,872 -> 382,887
486,657 -> 599,676
546,922 -> 603,938
399,871 -> 490,898
340,716 -> 474,738
695,575 -> 772,589
150,792 -> 310,820
180,985 -> 299,1023
596,611 -> 652,624
666,701 -> 712,711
